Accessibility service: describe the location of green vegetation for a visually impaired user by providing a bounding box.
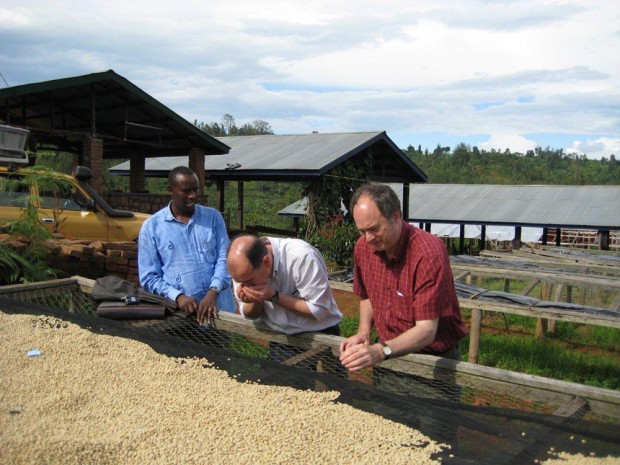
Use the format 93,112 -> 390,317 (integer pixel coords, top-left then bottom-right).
304,217 -> 359,269
459,318 -> 620,390
405,143 -> 620,185
231,334 -> 269,359
0,166 -> 65,283
451,277 -> 620,389
338,312 -> 620,391
204,180 -> 303,232
195,113 -> 273,137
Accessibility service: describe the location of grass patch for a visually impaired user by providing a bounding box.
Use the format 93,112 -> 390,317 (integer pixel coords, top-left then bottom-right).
476,276 -> 616,308
460,332 -> 620,390
339,309 -> 620,391
339,315 -> 378,342
231,334 -> 269,359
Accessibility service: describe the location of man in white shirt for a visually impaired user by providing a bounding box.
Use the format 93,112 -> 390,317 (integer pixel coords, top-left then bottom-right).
227,234 -> 342,368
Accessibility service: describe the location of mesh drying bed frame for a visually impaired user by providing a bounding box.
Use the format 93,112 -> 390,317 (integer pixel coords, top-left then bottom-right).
1,278 -> 619,465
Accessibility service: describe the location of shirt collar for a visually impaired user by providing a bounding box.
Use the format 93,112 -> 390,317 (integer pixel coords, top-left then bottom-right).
164,201 -> 198,223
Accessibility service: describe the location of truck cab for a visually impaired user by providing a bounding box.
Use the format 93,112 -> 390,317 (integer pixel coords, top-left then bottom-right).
0,124 -> 149,242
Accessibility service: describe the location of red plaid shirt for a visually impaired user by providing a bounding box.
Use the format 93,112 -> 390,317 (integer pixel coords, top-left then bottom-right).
353,220 -> 468,354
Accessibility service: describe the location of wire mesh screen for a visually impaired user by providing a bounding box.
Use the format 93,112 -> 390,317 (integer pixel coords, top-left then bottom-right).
0,282 -> 614,416
1,281 -> 619,465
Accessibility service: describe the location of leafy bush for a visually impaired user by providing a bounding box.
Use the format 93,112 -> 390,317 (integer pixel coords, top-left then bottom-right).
0,166 -> 62,283
305,215 -> 360,269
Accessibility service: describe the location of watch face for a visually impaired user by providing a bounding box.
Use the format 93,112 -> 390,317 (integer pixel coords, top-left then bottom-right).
382,345 -> 392,358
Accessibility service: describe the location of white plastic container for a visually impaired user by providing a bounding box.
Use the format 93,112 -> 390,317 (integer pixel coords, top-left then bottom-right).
0,124 -> 29,163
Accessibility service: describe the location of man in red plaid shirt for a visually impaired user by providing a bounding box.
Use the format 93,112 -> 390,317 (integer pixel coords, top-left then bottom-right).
340,183 -> 468,372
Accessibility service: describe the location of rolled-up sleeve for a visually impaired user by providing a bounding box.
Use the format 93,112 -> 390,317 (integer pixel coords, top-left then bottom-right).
293,247 -> 334,321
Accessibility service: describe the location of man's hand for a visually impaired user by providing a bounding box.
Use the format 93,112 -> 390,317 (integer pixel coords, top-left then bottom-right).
176,294 -> 198,314
238,283 -> 272,303
339,332 -> 369,354
197,289 -> 219,326
339,342 -> 385,372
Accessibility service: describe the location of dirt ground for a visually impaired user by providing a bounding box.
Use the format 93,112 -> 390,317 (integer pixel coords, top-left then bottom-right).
332,289 -> 360,318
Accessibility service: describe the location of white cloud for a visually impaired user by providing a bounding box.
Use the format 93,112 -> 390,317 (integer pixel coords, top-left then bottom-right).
566,137 -> 620,160
0,0 -> 619,159
479,133 -> 538,154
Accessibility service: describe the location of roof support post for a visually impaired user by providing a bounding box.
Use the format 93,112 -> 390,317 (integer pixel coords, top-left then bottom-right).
129,155 -> 146,193
555,228 -> 562,247
402,183 -> 410,221
542,227 -> 548,245
82,135 -> 103,194
216,179 -> 225,214
597,229 -> 610,251
512,226 -> 522,250
459,224 -> 465,255
237,181 -> 244,230
188,148 -> 206,194
480,225 -> 486,251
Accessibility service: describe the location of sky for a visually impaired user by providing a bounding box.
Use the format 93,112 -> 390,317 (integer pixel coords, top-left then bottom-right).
1,0 -> 619,160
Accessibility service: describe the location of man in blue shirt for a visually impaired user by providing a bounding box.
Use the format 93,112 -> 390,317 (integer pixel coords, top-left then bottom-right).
138,166 -> 235,325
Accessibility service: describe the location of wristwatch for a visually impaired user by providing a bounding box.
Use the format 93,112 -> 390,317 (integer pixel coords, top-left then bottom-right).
381,343 -> 393,360
270,289 -> 279,304
209,286 -> 220,295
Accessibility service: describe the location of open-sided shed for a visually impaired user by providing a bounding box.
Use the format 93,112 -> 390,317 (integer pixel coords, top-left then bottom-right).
279,183 -> 620,250
0,70 -> 229,192
109,131 -> 428,229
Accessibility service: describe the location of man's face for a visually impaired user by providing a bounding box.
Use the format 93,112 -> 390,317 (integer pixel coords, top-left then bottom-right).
352,195 -> 401,253
228,253 -> 272,289
168,173 -> 199,215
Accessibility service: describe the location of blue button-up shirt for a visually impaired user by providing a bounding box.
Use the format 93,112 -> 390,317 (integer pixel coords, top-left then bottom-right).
138,203 -> 235,312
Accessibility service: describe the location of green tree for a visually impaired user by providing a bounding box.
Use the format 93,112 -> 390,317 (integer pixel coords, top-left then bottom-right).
195,115 -> 273,137
403,142 -> 619,185
0,166 -> 67,283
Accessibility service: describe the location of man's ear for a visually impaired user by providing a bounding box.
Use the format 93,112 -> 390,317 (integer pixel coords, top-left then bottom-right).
263,254 -> 272,269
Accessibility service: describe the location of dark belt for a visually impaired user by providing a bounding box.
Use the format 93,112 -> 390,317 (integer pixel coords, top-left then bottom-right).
424,345 -> 461,360
319,324 -> 341,336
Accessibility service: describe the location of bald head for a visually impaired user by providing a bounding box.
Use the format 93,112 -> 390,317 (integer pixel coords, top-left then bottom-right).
227,234 -> 270,284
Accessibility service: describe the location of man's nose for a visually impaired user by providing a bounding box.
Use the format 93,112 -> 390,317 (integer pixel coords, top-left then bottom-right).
364,231 -> 375,242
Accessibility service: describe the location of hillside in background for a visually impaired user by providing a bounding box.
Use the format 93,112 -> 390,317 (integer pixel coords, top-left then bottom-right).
404,143 -> 620,185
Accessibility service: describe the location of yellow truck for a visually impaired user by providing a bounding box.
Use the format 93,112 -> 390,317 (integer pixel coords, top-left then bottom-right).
0,124 -> 149,241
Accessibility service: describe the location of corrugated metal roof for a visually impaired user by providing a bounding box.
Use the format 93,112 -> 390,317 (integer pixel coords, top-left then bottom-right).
279,183 -> 620,230
211,132 -> 384,170
108,131 -> 427,182
0,70 -> 229,157
407,184 -> 620,229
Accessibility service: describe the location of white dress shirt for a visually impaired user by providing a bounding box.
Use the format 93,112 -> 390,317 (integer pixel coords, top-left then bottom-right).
234,237 -> 342,335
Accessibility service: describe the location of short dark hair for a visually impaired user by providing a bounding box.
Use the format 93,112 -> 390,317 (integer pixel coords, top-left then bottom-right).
350,183 -> 401,219
229,233 -> 267,269
168,166 -> 196,186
